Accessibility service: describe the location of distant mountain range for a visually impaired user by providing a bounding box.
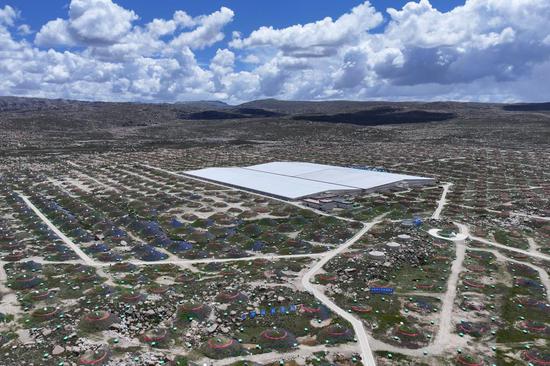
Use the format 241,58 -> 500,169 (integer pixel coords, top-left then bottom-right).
174,100 -> 231,109
1,96 -> 548,154
1,96 -> 549,130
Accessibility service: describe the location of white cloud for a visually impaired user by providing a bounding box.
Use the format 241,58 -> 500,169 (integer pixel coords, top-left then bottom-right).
146,18 -> 177,38
35,18 -> 76,47
145,11 -> 195,38
366,0 -> 550,86
210,48 -> 235,75
36,0 -> 138,47
17,24 -> 32,35
170,7 -> 234,50
230,1 -> 382,57
1,0 -> 550,103
68,0 -> 137,44
0,5 -> 18,26
242,54 -> 260,64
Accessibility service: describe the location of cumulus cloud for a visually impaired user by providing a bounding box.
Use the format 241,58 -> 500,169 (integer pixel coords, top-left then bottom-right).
68,0 -> 137,44
230,1 -> 382,57
17,24 -> 32,35
0,5 -> 18,26
1,0 -> 550,103
210,48 -> 235,75
170,7 -> 234,50
36,0 -> 138,47
146,11 -> 194,38
366,0 -> 550,86
1,1 -> 230,102
35,18 -> 77,47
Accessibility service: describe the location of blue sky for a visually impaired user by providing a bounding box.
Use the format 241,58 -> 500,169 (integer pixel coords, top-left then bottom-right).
0,0 -> 548,102
4,0 -> 465,63
7,1 -> 464,32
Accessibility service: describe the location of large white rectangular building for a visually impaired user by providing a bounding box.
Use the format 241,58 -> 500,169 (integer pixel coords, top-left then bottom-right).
184,161 -> 435,200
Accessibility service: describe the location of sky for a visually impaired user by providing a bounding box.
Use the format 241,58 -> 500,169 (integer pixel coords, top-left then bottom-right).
0,0 -> 549,103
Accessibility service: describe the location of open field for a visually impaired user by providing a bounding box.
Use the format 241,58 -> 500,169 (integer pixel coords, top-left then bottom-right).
0,98 -> 549,365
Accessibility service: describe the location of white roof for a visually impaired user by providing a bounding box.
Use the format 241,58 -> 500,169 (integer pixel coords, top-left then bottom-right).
248,162 -> 432,189
184,167 -> 348,200
246,162 -> 334,176
185,161 -> 434,200
369,251 -> 386,257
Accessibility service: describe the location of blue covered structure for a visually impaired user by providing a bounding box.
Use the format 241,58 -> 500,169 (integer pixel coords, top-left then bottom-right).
168,241 -> 193,253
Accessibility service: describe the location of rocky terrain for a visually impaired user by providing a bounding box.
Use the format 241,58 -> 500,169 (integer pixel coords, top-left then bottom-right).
1,97 -> 549,154
0,96 -> 548,366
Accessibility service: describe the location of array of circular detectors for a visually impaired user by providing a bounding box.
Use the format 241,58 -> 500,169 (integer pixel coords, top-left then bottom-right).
110,262 -> 137,272
508,262 -> 538,276
23,289 -> 52,303
79,346 -> 111,365
97,251 -> 122,262
147,283 -> 170,295
394,324 -> 425,343
518,320 -> 549,334
202,336 -> 242,359
89,285 -> 115,297
19,260 -> 43,271
177,303 -> 211,321
406,298 -> 437,314
516,296 -> 549,313
258,328 -> 297,349
522,349 -> 550,366
351,305 -> 372,314
465,264 -> 485,273
86,243 -> 110,254
167,241 -> 193,254
455,353 -> 484,366
316,272 -> 338,283
415,279 -> 437,290
462,277 -> 485,289
2,251 -> 26,261
317,324 -> 354,343
456,321 -> 488,337
11,273 -> 42,289
141,327 -> 170,346
203,262 -> 223,272
31,306 -> 60,321
132,244 -> 168,261
80,310 -> 119,331
0,241 -> 23,252
460,295 -> 485,311
514,277 -> 543,289
300,303 -> 331,320
118,290 -> 146,303
215,291 -> 248,303
218,268 -> 240,279
75,269 -> 99,283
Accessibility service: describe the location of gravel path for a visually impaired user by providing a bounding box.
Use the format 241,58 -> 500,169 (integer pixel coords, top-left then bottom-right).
301,221 -> 379,366
468,247 -> 550,303
468,233 -> 550,262
431,182 -> 453,220
17,192 -> 96,266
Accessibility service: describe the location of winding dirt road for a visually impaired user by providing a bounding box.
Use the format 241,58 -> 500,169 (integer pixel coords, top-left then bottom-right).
301,222 -> 378,366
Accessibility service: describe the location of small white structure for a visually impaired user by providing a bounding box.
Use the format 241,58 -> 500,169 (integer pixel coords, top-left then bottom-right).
386,242 -> 401,251
368,250 -> 386,261
185,161 -> 434,200
397,234 -> 411,240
